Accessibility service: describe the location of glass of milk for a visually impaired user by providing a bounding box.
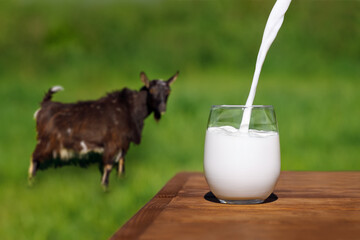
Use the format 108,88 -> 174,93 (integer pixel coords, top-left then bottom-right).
204,105 -> 280,204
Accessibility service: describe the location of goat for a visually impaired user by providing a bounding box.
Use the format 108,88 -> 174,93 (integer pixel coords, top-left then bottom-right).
29,71 -> 178,188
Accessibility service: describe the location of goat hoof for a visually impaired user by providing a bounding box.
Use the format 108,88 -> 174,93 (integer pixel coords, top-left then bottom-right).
28,177 -> 35,187
101,184 -> 109,192
117,172 -> 125,179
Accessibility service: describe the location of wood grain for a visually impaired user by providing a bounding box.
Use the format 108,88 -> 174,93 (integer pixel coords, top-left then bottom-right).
110,171 -> 360,240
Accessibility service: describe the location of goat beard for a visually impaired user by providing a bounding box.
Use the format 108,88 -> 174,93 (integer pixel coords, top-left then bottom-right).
154,111 -> 161,122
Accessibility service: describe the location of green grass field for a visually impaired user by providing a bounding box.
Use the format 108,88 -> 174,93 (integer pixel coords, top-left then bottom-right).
0,0 -> 359,239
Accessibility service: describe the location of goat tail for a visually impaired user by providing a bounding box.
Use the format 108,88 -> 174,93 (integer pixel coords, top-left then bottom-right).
42,86 -> 64,103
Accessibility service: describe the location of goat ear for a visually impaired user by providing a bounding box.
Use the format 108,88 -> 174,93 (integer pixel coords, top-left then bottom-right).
140,71 -> 150,88
167,71 -> 179,86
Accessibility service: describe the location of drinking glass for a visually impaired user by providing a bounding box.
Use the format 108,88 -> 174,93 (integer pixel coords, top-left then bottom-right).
204,105 -> 280,204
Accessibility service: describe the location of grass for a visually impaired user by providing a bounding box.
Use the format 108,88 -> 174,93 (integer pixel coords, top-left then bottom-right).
0,0 -> 359,239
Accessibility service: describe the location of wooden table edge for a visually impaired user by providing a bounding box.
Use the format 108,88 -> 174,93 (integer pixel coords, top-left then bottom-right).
110,171 -> 201,240
109,170 -> 360,239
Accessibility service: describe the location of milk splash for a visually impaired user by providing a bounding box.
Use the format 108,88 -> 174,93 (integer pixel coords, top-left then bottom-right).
239,0 -> 292,132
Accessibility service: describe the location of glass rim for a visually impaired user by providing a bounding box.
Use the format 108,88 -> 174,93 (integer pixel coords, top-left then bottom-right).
211,105 -> 274,109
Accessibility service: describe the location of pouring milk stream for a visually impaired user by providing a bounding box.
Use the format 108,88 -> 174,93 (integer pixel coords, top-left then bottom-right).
239,0 -> 292,132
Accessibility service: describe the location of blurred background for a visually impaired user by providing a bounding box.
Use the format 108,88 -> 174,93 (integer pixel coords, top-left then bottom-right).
0,0 -> 359,239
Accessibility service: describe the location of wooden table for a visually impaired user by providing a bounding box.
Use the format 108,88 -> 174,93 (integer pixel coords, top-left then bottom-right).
111,171 -> 360,240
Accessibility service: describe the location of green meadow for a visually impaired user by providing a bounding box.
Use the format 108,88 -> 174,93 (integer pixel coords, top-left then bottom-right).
0,0 -> 359,239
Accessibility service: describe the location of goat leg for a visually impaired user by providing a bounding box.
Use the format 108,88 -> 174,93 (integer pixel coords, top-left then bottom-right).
118,157 -> 125,177
28,160 -> 38,186
101,164 -> 113,191
112,149 -> 124,178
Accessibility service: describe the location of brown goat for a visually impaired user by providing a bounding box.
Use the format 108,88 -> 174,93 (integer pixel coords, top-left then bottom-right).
29,71 -> 178,188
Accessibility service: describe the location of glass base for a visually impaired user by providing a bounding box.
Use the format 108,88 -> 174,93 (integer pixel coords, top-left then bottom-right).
218,199 -> 264,205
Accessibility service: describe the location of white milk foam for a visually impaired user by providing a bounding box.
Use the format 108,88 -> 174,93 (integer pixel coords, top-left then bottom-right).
239,0 -> 292,132
204,126 -> 280,200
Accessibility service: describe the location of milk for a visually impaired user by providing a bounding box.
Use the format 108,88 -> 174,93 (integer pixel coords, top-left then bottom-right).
240,0 -> 292,132
204,126 -> 280,202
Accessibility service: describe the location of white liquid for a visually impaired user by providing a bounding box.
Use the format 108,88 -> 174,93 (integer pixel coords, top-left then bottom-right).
204,126 -> 280,201
239,0 -> 292,132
